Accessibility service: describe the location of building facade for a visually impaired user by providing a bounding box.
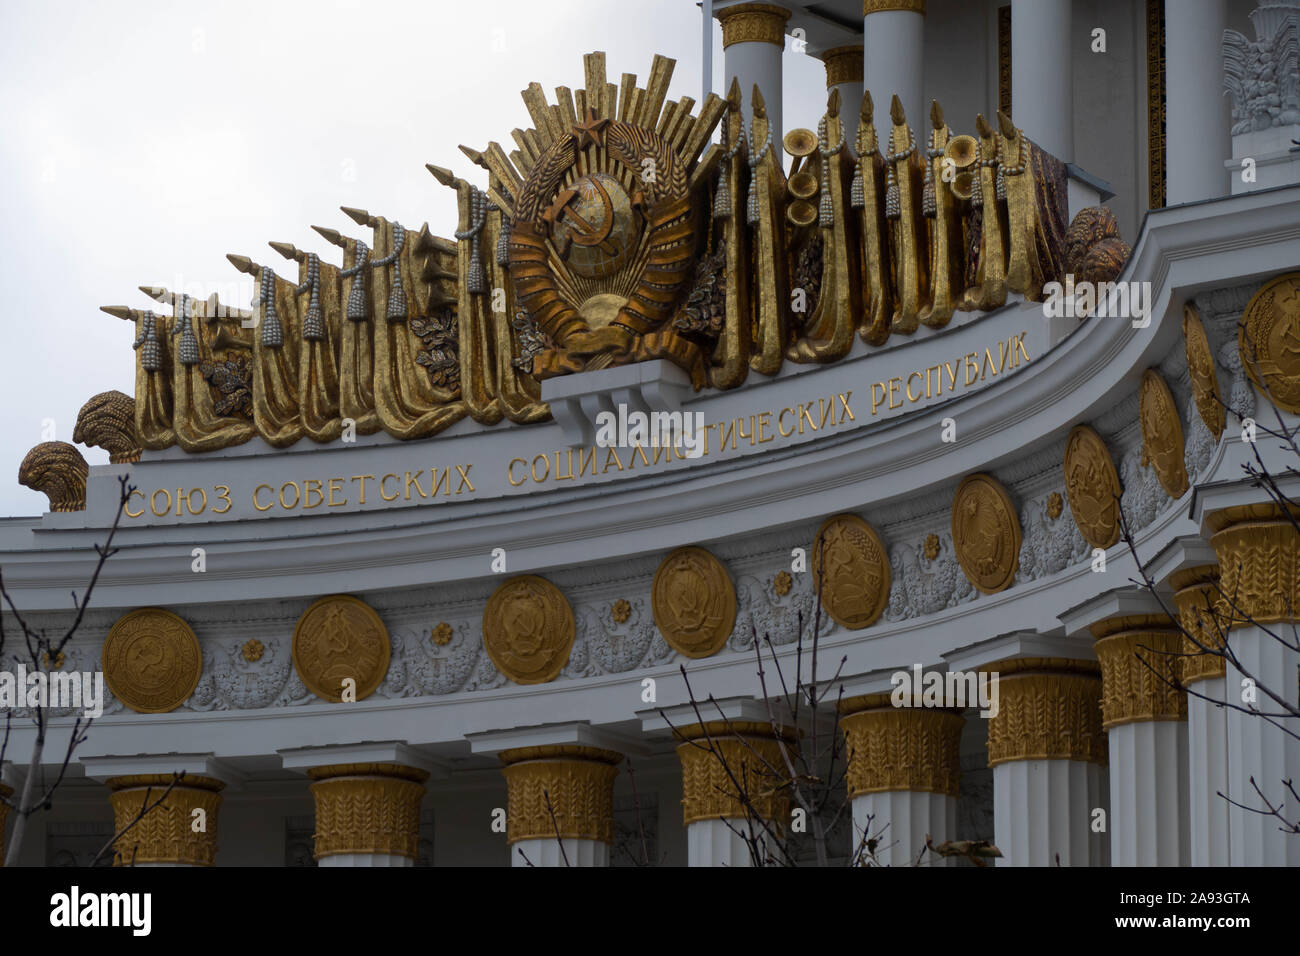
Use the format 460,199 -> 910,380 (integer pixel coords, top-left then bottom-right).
2,0 -> 1299,866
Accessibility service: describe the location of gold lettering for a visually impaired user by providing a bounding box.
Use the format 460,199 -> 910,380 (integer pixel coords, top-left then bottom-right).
944,361 -> 959,392
404,470 -> 427,500
798,404 -> 817,432
252,484 -> 274,512
125,488 -> 145,518
327,477 -> 346,507
888,377 -> 903,409
1015,333 -> 1030,365
456,464 -> 475,493
507,458 -> 528,486
213,485 -> 232,514
818,399 -> 832,429
303,478 -> 324,510
531,454 -> 550,482
279,481 -> 300,510
701,422 -> 715,456
630,444 -> 651,468
604,446 -> 624,471
906,372 -> 924,402
982,347 -> 997,381
964,352 -> 979,386
737,415 -> 755,445
757,411 -> 774,443
578,446 -> 598,476
150,488 -> 171,517
998,339 -> 1009,372
653,444 -> 672,464
380,474 -> 402,500
184,487 -> 207,515
871,383 -> 887,414
175,488 -> 183,516
778,407 -> 797,437
719,420 -> 738,450
350,475 -> 374,504
431,468 -> 450,496
925,366 -> 939,398
554,451 -> 576,480
838,391 -> 855,420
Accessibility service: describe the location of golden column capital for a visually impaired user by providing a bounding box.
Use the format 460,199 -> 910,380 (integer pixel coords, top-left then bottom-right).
500,746 -> 622,844
984,660 -> 1106,766
307,763 -> 429,861
675,721 -> 794,825
0,781 -> 12,866
1208,503 -> 1300,629
864,0 -> 926,14
821,45 -> 864,89
1170,564 -> 1226,683
106,774 -> 225,866
1091,616 -> 1187,728
840,695 -> 964,798
716,3 -> 791,49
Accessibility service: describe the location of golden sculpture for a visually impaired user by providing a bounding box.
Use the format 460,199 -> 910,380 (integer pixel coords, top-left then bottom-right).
1139,369 -> 1189,498
651,546 -> 737,658
1239,272 -> 1300,414
983,659 -> 1106,766
482,575 -> 575,684
951,473 -> 1021,594
1063,424 -> 1123,550
1183,302 -> 1225,439
307,763 -> 429,861
499,745 -> 622,843
1209,503 -> 1300,628
18,442 -> 88,513
1062,205 -> 1131,286
811,513 -> 891,629
107,774 -> 224,866
73,390 -> 141,463
291,595 -> 391,703
92,53 -> 1075,458
840,696 -> 964,797
1090,615 -> 1187,727
102,608 -> 203,714
675,722 -> 792,824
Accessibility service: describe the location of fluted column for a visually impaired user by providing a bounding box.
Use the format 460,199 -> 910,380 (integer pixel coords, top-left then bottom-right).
1171,564 -> 1231,866
1209,504 -> 1300,866
821,45 -> 864,147
1165,0 -> 1228,203
0,781 -> 11,866
501,746 -> 622,867
106,775 -> 224,867
1010,0 -> 1073,162
1093,615 -> 1189,866
986,659 -> 1108,866
840,693 -> 963,866
676,721 -> 792,866
307,763 -> 428,867
863,0 -> 925,139
716,3 -> 790,156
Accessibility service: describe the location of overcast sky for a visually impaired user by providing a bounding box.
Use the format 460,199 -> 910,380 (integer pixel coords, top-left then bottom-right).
0,0 -> 829,517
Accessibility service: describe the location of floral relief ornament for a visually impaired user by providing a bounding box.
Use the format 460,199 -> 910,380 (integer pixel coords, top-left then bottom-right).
610,599 -> 631,624
241,638 -> 264,663
431,622 -> 454,646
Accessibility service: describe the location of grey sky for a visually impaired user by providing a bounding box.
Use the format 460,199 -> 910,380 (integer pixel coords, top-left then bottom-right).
0,0 -> 829,517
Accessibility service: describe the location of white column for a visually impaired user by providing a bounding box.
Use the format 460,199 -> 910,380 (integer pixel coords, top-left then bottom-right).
716,3 -> 790,156
1010,0 -> 1073,162
987,664 -> 1108,866
841,698 -> 963,867
1187,678 -> 1230,865
1165,0 -> 1229,203
821,45 -> 864,150
1107,720 -> 1189,866
512,838 -> 609,868
1094,620 -> 1189,865
686,819 -> 758,867
319,852 -> 412,868
853,790 -> 955,866
1225,627 -> 1300,865
994,760 -> 1108,867
863,1 -> 925,139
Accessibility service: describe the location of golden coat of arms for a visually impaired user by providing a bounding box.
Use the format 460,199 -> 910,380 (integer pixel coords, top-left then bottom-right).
482,575 -> 575,684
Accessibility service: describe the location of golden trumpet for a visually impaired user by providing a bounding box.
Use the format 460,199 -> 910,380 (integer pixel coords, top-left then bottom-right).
786,199 -> 817,228
787,170 -> 818,200
943,134 -> 979,169
783,128 -> 818,158
950,170 -> 975,201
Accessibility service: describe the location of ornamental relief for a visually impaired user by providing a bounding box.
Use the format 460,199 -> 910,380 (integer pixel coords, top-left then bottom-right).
884,531 -> 974,622
1016,491 -> 1090,584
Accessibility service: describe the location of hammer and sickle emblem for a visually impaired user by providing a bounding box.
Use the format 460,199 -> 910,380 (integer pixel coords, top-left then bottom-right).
542,178 -> 618,259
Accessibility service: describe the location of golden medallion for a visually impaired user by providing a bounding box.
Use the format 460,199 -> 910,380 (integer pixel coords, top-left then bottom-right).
102,608 -> 202,714
651,547 -> 737,658
1239,272 -> 1300,413
811,514 -> 891,629
482,575 -> 575,684
1183,303 -> 1224,439
1063,425 -> 1123,549
951,474 -> 1021,594
1139,369 -> 1189,498
292,595 -> 391,702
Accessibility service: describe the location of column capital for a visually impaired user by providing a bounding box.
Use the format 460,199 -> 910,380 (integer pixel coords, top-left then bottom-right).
1091,616 -> 1187,728
840,698 -> 964,797
1170,564 -> 1227,683
106,774 -> 225,866
308,763 -> 429,861
716,3 -> 791,49
1208,502 -> 1300,628
820,45 -> 864,89
500,746 -> 622,843
864,0 -> 925,14
676,723 -> 792,824
984,660 -> 1106,766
